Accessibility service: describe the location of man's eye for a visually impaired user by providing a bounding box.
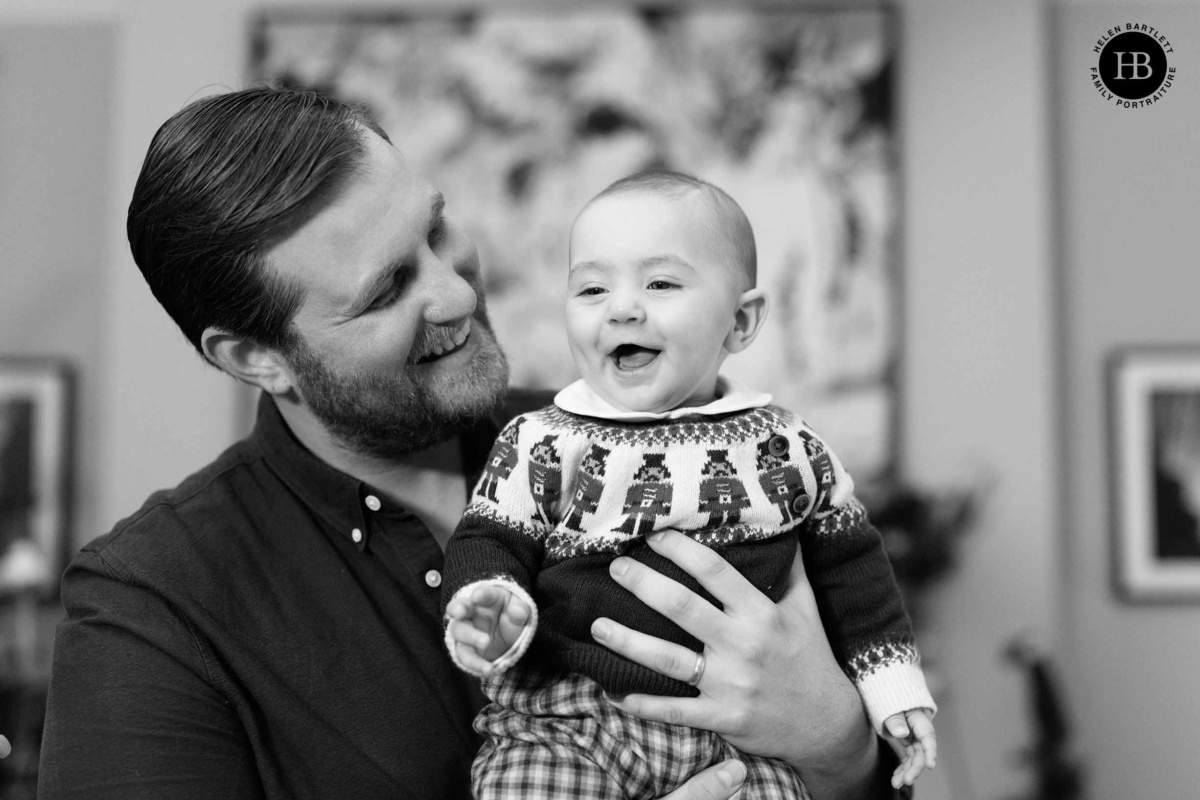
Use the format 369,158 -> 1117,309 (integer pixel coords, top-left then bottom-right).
368,278 -> 404,311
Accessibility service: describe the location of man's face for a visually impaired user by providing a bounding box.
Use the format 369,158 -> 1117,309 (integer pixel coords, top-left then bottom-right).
265,132 -> 508,456
566,190 -> 744,414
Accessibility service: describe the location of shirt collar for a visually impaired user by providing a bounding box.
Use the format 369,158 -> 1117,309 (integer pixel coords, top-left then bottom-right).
250,393 -> 501,551
553,376 -> 772,422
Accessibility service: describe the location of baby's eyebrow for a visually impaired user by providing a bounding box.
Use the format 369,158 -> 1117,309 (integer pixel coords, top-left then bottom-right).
568,260 -> 608,277
639,254 -> 695,271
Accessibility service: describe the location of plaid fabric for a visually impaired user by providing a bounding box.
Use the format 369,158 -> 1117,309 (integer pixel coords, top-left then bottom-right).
472,664 -> 809,800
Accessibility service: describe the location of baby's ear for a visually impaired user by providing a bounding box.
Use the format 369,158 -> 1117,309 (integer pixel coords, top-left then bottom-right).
724,288 -> 768,354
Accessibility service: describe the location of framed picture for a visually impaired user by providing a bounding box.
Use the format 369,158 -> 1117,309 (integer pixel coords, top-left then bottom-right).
1109,347 -> 1200,601
250,3 -> 899,484
0,359 -> 73,598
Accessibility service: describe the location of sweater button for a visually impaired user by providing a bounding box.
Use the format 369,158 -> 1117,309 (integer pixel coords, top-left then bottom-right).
425,570 -> 442,588
791,493 -> 812,515
768,435 -> 789,457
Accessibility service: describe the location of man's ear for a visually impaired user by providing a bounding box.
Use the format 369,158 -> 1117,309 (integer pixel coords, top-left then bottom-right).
724,288 -> 769,354
201,327 -> 296,396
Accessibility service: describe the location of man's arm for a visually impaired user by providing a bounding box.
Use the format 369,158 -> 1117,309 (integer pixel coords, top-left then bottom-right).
591,531 -> 909,800
39,555 -> 262,800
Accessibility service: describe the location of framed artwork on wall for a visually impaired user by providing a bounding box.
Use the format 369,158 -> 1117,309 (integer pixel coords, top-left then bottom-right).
250,3 -> 899,484
0,359 -> 73,598
1109,347 -> 1200,602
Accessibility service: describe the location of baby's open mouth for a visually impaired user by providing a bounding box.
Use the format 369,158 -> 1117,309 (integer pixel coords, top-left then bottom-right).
611,344 -> 660,371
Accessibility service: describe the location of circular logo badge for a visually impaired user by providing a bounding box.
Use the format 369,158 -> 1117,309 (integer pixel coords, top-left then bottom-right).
1098,31 -> 1168,99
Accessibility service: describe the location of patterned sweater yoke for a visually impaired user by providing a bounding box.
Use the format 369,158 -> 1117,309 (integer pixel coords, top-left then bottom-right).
442,404 -> 936,730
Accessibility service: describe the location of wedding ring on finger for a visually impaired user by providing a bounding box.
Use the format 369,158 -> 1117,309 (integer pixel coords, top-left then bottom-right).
687,652 -> 706,686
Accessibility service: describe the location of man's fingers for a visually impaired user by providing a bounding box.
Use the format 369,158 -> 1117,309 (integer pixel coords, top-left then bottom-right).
643,531 -> 766,616
609,550 -> 724,641
0,734 -> 10,759
608,691 -> 709,731
591,617 -> 708,686
658,759 -> 745,800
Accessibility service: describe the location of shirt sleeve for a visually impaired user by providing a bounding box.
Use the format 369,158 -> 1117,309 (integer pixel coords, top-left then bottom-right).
38,549 -> 264,800
440,414 -> 556,621
799,497 -> 936,731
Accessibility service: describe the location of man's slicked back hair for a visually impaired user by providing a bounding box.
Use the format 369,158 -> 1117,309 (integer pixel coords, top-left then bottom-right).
589,169 -> 757,289
127,85 -> 390,356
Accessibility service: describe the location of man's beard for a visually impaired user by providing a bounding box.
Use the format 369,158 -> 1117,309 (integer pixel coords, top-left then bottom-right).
283,310 -> 510,458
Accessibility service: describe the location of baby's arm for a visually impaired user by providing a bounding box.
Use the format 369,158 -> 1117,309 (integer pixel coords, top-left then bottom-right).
883,708 -> 937,788
444,580 -> 537,676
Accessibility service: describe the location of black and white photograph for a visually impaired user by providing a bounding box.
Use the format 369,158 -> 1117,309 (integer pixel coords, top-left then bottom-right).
2,3 -> 1199,800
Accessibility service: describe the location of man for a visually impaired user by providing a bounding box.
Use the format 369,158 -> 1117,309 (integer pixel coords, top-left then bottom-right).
38,87 -> 905,799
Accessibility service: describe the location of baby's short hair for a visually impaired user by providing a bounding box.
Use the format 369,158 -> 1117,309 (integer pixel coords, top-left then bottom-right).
588,169 -> 757,289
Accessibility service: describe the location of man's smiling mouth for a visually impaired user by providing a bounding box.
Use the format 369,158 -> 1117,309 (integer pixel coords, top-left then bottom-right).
611,344 -> 660,371
410,318 -> 472,364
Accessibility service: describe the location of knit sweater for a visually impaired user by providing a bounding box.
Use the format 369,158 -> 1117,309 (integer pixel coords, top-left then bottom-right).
442,381 -> 934,731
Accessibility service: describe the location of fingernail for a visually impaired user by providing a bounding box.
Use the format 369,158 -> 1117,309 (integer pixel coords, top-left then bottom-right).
610,558 -> 629,577
592,618 -> 612,642
718,760 -> 746,788
648,531 -> 664,543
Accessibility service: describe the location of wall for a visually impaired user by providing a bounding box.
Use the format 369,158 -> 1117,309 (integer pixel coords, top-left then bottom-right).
0,23 -> 115,591
898,4 -> 1057,798
1056,4 -> 1200,799
0,2 -> 1074,798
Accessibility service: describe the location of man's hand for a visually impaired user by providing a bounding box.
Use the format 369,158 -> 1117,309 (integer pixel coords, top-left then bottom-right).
659,759 -> 746,800
0,734 -> 10,759
445,583 -> 532,674
591,531 -> 880,800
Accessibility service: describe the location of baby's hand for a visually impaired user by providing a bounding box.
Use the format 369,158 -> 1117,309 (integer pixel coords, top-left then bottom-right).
445,584 -> 532,675
883,709 -> 937,788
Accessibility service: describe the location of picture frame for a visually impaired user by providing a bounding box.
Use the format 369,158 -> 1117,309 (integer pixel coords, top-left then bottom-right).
1109,347 -> 1200,602
0,359 -> 73,598
249,3 -> 901,486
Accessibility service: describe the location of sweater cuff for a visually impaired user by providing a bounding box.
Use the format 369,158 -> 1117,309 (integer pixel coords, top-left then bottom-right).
856,662 -> 937,734
444,578 -> 538,678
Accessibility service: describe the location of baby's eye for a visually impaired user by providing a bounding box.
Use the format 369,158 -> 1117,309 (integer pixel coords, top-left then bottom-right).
577,286 -> 607,297
647,280 -> 679,291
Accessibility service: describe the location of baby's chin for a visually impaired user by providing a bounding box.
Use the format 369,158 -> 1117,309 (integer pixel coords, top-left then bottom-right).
598,385 -> 716,415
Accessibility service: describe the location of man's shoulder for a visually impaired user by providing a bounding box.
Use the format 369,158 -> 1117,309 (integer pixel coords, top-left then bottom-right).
497,387 -> 556,426
78,436 -> 265,576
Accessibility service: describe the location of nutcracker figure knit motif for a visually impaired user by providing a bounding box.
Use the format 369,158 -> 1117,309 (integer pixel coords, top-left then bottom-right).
442,382 -> 935,733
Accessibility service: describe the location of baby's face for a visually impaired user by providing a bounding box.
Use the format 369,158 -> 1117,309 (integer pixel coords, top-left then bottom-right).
566,190 -> 746,413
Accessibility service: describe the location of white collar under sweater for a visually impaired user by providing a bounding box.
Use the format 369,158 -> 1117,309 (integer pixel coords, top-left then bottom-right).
553,376 -> 772,422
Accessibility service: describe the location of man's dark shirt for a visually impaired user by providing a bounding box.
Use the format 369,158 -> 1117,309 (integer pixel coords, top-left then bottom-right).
38,392 -> 543,799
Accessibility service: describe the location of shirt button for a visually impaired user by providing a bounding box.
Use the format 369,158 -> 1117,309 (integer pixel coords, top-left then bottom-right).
365,495 -> 382,512
351,528 -> 363,543
425,570 -> 442,588
768,435 -> 790,457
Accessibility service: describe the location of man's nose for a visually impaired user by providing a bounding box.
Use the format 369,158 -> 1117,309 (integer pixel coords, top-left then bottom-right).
422,255 -> 478,323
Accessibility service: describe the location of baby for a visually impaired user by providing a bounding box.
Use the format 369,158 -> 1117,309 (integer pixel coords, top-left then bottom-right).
442,170 -> 935,799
